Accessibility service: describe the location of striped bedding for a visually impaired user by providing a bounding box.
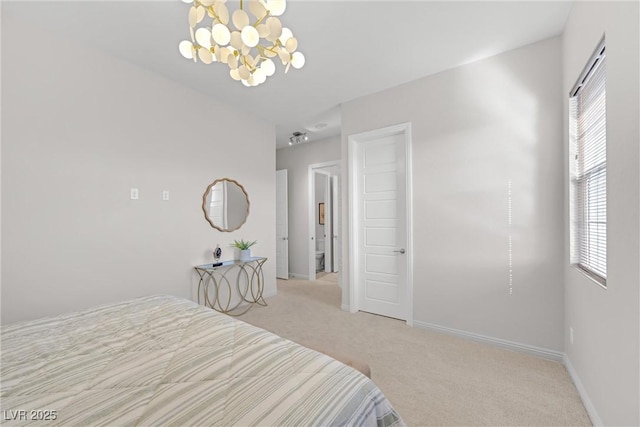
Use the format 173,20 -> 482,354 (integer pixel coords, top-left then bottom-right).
1,295 -> 404,426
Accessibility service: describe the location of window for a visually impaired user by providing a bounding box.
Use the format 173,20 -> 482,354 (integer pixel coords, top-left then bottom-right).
570,39 -> 607,287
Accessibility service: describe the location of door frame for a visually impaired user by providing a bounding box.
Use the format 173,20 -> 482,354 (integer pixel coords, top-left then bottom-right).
308,161 -> 340,280
347,122 -> 414,326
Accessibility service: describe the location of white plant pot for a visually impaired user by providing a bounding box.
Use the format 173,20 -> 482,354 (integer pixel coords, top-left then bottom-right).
240,249 -> 251,261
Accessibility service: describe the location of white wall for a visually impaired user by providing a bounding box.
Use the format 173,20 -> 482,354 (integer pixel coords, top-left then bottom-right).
276,136 -> 341,277
341,37 -> 565,353
1,11 -> 276,324
562,2 -> 639,425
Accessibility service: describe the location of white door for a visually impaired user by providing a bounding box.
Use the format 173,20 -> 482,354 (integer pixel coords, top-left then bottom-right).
331,175 -> 340,273
351,124 -> 411,321
276,170 -> 289,279
323,173 -> 333,273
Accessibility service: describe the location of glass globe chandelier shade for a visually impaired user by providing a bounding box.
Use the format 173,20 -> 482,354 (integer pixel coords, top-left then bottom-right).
179,0 -> 304,87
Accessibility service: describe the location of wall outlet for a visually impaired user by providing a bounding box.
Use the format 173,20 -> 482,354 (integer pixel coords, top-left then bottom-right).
569,327 -> 574,345
162,190 -> 169,201
130,188 -> 139,200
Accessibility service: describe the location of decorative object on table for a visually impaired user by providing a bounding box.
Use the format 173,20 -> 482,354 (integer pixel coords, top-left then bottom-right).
319,202 -> 325,225
178,0 -> 305,87
212,244 -> 223,267
232,239 -> 257,261
202,178 -> 250,232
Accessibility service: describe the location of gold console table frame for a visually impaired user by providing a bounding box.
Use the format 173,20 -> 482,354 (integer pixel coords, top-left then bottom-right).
194,257 -> 267,316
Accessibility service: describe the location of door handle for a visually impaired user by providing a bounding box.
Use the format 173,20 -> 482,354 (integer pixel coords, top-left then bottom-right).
393,249 -> 406,254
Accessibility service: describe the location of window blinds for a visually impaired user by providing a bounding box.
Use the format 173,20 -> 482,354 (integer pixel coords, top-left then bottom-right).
570,41 -> 607,284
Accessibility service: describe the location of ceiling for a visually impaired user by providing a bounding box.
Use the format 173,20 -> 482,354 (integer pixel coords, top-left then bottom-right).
3,1 -> 573,148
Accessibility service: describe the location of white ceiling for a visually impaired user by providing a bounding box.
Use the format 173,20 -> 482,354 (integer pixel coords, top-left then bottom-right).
3,1 -> 573,148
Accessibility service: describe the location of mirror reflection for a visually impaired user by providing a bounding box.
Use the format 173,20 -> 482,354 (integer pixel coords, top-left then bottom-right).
202,178 -> 250,232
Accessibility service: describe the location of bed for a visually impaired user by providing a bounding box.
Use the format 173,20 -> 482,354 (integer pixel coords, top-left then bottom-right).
1,295 -> 404,426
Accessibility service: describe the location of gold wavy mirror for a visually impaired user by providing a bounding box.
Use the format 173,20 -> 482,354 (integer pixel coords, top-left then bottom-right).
202,178 -> 250,232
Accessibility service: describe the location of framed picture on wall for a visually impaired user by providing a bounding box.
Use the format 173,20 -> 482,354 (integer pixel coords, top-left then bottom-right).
319,203 -> 325,225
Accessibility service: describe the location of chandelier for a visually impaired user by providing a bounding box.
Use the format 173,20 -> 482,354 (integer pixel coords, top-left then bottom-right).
178,0 -> 305,87
289,131 -> 308,145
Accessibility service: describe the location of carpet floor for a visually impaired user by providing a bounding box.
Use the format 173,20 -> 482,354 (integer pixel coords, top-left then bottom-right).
240,278 -> 591,427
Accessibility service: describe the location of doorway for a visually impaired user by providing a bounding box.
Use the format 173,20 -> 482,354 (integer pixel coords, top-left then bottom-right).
308,161 -> 341,281
348,123 -> 413,324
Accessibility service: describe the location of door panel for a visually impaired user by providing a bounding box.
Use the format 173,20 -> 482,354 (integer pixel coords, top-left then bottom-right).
365,279 -> 400,303
365,199 -> 397,219
366,253 -> 398,274
323,173 -> 332,273
357,132 -> 407,320
365,228 -> 397,246
276,170 -> 289,279
331,175 -> 340,274
365,172 -> 397,192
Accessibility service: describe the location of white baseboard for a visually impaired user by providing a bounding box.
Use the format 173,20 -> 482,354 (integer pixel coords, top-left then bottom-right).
341,304 -> 349,311
413,321 -> 564,362
563,354 -> 602,426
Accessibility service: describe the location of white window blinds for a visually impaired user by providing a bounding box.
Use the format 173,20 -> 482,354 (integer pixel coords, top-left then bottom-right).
570,40 -> 607,285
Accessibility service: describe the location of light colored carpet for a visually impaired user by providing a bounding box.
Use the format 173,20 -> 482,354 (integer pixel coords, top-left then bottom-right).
315,271 -> 339,283
240,278 -> 591,427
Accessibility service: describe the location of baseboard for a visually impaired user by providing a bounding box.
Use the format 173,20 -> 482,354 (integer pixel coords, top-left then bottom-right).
563,354 -> 602,426
341,304 -> 349,311
413,321 -> 564,362
288,273 -> 309,280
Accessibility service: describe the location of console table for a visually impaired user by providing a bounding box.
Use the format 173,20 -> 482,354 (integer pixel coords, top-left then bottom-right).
194,257 -> 267,316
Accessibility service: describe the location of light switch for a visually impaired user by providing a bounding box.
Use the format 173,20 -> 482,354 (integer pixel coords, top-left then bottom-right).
130,188 -> 139,200
162,190 -> 170,201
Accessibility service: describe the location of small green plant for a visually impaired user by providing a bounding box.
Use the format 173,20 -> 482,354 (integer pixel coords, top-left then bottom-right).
232,239 -> 257,250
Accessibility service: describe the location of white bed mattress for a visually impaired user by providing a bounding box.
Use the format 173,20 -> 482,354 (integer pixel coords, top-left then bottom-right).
1,295 -> 404,426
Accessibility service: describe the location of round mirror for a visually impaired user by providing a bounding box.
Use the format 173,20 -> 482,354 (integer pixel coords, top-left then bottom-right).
202,178 -> 250,232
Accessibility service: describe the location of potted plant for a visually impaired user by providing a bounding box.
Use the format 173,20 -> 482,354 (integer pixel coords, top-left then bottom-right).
232,239 -> 257,261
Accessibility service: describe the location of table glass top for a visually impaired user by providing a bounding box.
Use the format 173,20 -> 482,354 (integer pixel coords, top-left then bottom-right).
195,257 -> 266,270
